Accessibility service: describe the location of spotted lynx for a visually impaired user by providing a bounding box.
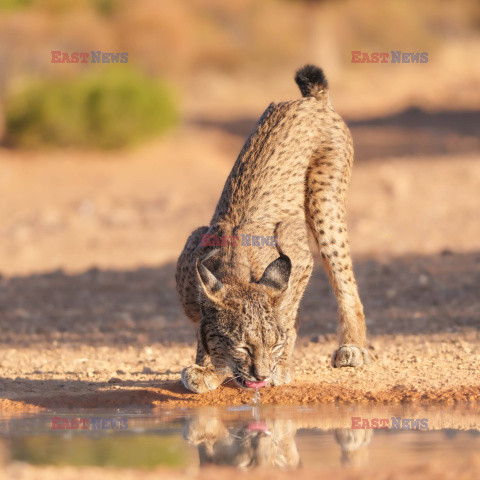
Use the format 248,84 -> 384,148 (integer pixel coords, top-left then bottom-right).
176,65 -> 370,393
183,415 -> 371,469
183,416 -> 299,468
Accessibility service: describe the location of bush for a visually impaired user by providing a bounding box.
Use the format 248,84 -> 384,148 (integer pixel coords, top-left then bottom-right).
0,0 -> 32,11
5,69 -> 178,149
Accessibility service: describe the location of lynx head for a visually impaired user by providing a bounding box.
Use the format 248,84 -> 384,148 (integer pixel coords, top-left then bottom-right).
184,416 -> 299,469
196,251 -> 291,388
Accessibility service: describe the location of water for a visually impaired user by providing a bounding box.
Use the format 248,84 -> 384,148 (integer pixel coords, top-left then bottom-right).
252,388 -> 261,405
1,405 -> 479,471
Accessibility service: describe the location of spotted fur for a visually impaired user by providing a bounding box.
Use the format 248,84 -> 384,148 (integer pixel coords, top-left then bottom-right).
176,65 -> 370,393
183,416 -> 299,468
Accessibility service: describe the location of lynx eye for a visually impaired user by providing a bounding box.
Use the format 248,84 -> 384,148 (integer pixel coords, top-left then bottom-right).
271,344 -> 284,356
237,346 -> 253,356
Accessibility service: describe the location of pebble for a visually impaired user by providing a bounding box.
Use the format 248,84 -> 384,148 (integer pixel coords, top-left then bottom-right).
418,274 -> 429,286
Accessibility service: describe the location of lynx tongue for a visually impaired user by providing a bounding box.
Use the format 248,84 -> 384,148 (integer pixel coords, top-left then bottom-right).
247,421 -> 268,432
244,380 -> 268,389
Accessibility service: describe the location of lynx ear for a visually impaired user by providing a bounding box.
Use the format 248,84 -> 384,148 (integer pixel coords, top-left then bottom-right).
257,255 -> 291,292
196,254 -> 225,303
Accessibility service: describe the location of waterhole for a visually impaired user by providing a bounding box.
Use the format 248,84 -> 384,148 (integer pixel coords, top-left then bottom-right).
1,404 -> 479,471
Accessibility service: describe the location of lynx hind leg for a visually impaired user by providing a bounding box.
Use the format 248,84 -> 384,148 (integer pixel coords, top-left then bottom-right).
306,140 -> 370,368
330,345 -> 371,368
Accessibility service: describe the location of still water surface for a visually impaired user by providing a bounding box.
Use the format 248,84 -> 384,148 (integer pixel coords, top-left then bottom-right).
1,404 -> 479,470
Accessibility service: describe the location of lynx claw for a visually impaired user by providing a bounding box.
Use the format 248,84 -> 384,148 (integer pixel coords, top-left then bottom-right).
331,345 -> 372,368
181,364 -> 225,393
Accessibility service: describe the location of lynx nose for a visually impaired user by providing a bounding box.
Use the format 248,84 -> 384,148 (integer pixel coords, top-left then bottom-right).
252,365 -> 270,381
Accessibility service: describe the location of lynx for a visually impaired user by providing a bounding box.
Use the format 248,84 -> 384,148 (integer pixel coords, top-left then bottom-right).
176,65 -> 370,393
183,416 -> 299,469
183,414 -> 371,469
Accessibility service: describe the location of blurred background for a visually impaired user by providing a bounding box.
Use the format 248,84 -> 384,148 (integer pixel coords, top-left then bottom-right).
0,0 -> 479,347
1,0 -> 480,276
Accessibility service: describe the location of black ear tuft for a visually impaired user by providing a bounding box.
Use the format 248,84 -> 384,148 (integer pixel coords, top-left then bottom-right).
257,255 -> 292,291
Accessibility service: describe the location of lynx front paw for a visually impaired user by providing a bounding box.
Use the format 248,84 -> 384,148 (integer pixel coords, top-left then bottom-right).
332,345 -> 371,368
181,364 -> 225,393
183,416 -> 229,444
272,363 -> 294,386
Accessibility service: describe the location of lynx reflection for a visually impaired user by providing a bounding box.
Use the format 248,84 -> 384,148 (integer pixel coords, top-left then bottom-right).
335,428 -> 372,467
183,415 -> 374,469
183,416 -> 299,469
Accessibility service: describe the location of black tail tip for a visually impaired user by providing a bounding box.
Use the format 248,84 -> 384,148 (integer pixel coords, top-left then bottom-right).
294,64 -> 328,98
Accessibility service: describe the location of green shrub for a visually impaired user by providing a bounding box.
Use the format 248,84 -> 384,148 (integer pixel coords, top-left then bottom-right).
12,434 -> 189,468
0,0 -> 32,11
5,69 -> 178,149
